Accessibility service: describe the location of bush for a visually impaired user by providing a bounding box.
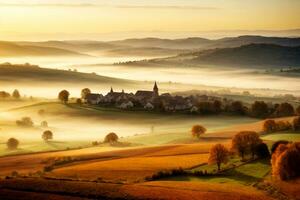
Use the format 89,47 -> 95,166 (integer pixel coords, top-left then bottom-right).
7,138 -> 19,150
16,117 -> 34,127
41,121 -> 48,128
104,132 -> 119,143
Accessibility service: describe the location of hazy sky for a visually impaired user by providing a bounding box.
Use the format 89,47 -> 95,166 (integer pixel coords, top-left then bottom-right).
0,0 -> 299,40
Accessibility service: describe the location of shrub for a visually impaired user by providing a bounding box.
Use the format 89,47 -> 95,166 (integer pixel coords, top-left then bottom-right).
104,132 -> 119,143
191,125 -> 206,139
7,138 -> 19,150
41,121 -> 48,128
76,98 -> 82,105
38,109 -> 46,116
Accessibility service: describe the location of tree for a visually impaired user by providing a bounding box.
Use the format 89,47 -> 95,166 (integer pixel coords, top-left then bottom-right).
191,125 -> 206,139
42,130 -> 53,141
296,106 -> 300,116
230,101 -> 245,115
16,117 -> 34,127
263,119 -> 277,133
274,103 -> 295,117
12,89 -> 21,99
271,140 -> 289,154
247,131 -> 262,158
7,138 -> 19,150
251,101 -> 269,118
104,132 -> 119,143
81,88 -> 91,100
292,116 -> 300,131
272,142 -> 300,180
41,121 -> 48,128
58,90 -> 70,103
255,143 -> 270,158
208,144 -> 229,171
231,131 -> 262,160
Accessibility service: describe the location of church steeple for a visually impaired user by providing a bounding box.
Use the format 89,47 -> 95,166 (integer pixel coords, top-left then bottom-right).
153,81 -> 159,97
110,87 -> 114,93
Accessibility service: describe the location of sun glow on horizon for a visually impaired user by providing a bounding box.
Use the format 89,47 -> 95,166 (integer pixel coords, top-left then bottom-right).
0,0 -> 299,40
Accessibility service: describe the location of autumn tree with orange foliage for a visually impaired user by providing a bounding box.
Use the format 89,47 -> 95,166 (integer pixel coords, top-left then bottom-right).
231,131 -> 262,160
272,142 -> 300,180
191,125 -> 206,139
208,144 -> 229,171
292,116 -> 300,131
263,119 -> 277,133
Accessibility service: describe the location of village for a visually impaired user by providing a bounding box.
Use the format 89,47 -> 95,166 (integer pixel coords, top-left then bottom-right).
85,82 -> 223,113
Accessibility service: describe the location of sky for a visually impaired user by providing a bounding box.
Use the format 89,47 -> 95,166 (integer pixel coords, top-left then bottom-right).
0,0 -> 300,40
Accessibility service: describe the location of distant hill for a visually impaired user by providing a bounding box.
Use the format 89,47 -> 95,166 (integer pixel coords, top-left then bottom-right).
190,44 -> 300,67
109,36 -> 300,50
104,47 -> 186,57
127,44 -> 300,67
0,41 -> 87,57
8,35 -> 300,58
16,40 -> 121,53
0,63 -> 134,85
108,37 -> 212,50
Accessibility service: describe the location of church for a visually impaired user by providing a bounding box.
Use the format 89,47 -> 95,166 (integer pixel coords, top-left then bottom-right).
134,82 -> 159,101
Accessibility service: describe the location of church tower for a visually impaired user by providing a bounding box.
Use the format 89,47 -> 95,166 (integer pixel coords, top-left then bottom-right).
153,81 -> 159,97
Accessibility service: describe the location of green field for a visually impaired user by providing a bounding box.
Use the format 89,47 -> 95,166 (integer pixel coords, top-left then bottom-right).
163,159 -> 271,186
262,133 -> 300,142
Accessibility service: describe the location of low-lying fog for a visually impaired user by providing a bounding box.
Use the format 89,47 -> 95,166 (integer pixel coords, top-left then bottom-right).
1,56 -> 300,98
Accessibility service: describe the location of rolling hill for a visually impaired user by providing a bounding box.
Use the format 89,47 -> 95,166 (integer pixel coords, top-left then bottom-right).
108,36 -> 300,50
0,41 -> 88,57
10,36 -> 300,58
0,63 -> 134,85
128,44 -> 300,67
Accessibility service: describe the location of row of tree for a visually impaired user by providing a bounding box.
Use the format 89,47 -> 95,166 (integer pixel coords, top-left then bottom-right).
263,117 -> 300,133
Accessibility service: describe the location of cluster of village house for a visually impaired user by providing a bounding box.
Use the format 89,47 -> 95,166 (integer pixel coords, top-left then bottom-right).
85,82 -> 221,112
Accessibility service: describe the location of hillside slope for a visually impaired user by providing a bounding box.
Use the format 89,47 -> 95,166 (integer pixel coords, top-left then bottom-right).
130,44 -> 300,67
0,41 -> 88,57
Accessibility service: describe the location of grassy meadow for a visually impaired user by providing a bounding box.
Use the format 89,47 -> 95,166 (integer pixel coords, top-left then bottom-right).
0,101 -> 259,156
